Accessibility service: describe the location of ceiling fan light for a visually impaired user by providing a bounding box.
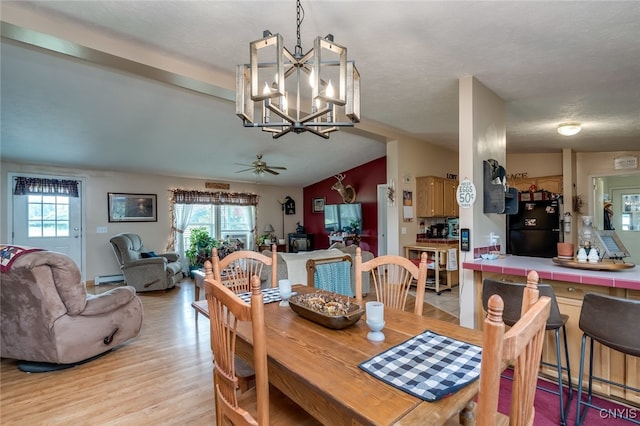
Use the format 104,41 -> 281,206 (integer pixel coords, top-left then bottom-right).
557,123 -> 582,136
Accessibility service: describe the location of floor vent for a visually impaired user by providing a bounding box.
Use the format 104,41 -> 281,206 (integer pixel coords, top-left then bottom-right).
94,274 -> 125,285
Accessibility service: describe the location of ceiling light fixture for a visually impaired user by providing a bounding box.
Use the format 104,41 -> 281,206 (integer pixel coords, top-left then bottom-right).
235,0 -> 360,139
557,122 -> 582,136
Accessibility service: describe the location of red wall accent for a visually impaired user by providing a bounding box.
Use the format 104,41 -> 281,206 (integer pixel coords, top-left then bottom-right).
303,156 -> 386,256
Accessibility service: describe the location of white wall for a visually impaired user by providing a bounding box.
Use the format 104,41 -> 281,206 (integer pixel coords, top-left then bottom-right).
458,76 -> 506,329
507,153 -> 562,177
1,161 -> 303,281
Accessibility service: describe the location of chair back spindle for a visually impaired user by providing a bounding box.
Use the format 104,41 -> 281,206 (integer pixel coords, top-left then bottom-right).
354,247 -> 428,315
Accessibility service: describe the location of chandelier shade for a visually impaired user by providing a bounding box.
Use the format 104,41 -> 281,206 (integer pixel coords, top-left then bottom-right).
235,1 -> 360,139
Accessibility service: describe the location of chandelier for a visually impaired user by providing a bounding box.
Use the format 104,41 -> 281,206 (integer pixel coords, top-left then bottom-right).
235,0 -> 360,139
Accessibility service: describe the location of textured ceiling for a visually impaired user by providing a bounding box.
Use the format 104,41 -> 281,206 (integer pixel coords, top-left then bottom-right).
1,1 -> 639,187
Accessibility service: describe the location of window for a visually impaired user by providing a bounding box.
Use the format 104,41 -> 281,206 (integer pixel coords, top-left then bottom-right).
27,195 -> 70,237
621,194 -> 640,231
182,204 -> 255,250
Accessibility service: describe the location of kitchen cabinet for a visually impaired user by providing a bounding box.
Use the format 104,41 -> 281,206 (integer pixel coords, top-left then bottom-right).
443,178 -> 458,217
416,176 -> 458,218
510,175 -> 563,194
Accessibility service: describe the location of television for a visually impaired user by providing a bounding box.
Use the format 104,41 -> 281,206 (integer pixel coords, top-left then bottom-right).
324,203 -> 363,234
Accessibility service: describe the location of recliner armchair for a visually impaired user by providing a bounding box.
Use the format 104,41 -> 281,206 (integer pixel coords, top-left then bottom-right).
110,232 -> 183,292
0,248 -> 143,371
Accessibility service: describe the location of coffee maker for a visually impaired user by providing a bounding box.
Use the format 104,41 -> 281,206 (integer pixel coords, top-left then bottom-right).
429,223 -> 448,238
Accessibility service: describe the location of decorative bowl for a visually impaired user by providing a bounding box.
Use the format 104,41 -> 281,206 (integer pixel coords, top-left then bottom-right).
288,291 -> 365,330
481,253 -> 499,260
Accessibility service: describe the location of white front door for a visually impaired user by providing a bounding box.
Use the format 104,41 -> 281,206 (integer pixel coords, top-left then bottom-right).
10,174 -> 83,270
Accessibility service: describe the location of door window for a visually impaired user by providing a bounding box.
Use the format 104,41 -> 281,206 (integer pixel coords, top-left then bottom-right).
27,195 -> 70,237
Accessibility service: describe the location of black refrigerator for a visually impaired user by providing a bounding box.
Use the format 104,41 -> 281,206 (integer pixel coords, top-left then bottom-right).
507,199 -> 561,258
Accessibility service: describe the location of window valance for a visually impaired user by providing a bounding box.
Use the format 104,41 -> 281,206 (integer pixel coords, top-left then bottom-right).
171,189 -> 259,206
14,177 -> 79,197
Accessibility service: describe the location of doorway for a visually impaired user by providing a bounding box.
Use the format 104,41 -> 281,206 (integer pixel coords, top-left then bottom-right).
592,172 -> 640,265
9,173 -> 84,274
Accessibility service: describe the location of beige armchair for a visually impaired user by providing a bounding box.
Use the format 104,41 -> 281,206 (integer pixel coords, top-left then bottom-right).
109,233 -> 183,292
0,248 -> 143,372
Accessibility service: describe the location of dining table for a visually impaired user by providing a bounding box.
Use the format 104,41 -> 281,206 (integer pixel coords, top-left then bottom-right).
192,284 -> 483,425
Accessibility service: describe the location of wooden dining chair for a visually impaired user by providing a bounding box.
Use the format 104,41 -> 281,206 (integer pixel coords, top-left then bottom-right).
481,271 -> 572,425
204,275 -> 321,426
203,245 -> 277,394
473,275 -> 551,426
211,245 -> 278,293
354,247 -> 428,315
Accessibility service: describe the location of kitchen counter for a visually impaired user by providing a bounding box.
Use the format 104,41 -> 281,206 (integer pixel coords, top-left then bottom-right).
462,254 -> 639,289
463,254 -> 639,405
414,237 -> 459,244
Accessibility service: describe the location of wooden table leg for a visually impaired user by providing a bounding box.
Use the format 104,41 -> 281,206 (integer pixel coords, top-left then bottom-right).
459,401 -> 476,425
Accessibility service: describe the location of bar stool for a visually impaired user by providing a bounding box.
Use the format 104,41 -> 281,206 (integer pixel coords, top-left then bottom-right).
482,275 -> 573,425
576,293 -> 640,425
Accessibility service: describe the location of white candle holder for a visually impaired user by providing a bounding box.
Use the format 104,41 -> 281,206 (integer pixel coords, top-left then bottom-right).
366,301 -> 385,342
278,279 -> 292,307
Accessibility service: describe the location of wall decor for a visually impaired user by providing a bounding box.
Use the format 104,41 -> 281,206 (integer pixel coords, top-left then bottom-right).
108,193 -> 157,222
402,190 -> 414,222
331,173 -> 357,203
313,197 -> 326,213
284,196 -> 296,215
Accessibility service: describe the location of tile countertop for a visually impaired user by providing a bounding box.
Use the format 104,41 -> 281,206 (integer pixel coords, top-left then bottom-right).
462,255 -> 639,290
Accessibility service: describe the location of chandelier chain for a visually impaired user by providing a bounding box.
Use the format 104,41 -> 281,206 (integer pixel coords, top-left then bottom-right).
295,0 -> 305,57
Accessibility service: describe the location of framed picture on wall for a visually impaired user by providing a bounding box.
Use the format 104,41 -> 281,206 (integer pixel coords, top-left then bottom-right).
108,193 -> 157,222
313,197 -> 326,213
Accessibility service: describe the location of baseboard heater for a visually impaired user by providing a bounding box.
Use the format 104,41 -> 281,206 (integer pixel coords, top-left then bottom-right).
94,274 -> 125,285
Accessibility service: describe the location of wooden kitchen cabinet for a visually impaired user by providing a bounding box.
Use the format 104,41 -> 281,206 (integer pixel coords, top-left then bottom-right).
443,178 -> 458,217
509,175 -> 563,193
416,176 -> 458,218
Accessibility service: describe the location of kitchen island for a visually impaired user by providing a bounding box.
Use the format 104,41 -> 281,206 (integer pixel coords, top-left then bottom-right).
405,239 -> 459,294
462,255 -> 639,405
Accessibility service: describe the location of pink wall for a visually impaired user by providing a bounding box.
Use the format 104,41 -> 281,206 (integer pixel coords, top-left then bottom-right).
303,157 -> 386,256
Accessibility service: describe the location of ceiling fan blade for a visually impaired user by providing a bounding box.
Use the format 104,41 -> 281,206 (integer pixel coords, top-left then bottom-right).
235,168 -> 254,173
264,168 -> 280,175
234,162 -> 254,167
267,166 -> 287,170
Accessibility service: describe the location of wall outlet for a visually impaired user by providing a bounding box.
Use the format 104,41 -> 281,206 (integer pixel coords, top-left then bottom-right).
97,226 -> 108,234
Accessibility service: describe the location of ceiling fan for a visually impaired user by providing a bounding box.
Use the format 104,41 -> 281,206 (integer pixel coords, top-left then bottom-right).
235,154 -> 287,175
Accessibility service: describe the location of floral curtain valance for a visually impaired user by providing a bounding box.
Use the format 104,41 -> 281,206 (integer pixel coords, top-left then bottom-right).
14,177 -> 79,197
171,189 -> 259,206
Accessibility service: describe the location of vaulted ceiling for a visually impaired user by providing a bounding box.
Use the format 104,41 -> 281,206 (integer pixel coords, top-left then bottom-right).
2,1 -> 639,187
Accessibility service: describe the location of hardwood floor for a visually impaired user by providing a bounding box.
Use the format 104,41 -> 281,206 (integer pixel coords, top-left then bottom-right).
0,278 -> 457,425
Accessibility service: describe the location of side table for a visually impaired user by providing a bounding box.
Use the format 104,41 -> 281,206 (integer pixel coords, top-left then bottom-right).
258,243 -> 287,252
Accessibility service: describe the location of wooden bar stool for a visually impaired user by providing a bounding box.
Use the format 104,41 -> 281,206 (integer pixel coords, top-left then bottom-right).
482,273 -> 573,425
576,293 -> 640,425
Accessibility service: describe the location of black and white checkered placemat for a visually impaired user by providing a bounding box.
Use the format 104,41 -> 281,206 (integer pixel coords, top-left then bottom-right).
359,330 -> 482,402
236,287 -> 282,304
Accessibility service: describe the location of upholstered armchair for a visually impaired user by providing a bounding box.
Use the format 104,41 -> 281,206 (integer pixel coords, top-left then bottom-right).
0,247 -> 143,371
109,233 -> 183,292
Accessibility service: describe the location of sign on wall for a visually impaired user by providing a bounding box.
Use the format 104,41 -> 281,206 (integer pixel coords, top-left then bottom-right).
456,178 -> 477,209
